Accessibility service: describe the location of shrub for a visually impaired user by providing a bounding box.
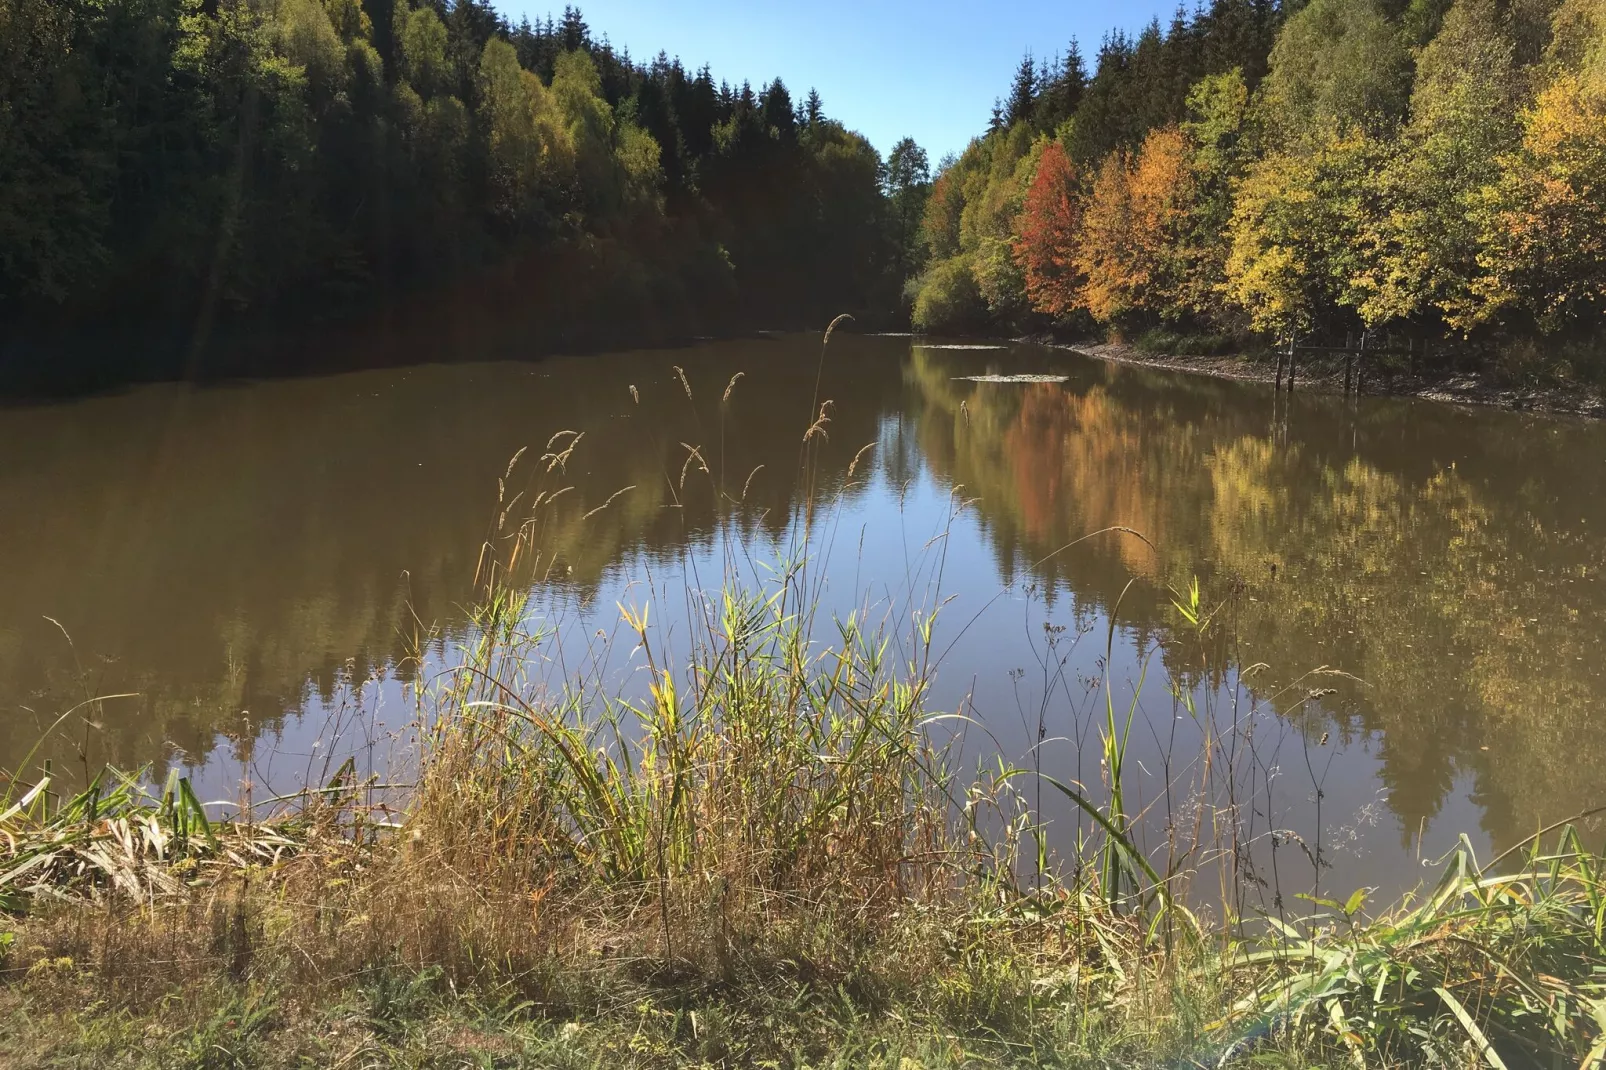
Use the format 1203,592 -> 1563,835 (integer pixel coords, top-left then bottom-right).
912,255 -> 989,334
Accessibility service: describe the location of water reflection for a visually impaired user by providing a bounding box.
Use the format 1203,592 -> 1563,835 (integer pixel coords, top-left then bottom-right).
0,336 -> 905,780
3,334 -> 1604,892
903,345 -> 1606,857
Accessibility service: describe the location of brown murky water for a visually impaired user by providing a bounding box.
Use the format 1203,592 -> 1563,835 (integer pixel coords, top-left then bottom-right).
4,333 -> 1604,899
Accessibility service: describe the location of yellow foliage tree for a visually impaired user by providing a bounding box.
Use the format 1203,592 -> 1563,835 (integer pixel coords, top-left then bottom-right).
1351,0 -> 1520,329
477,39 -> 562,222
1177,70 -> 1252,321
1224,131 -> 1389,333
1468,68 -> 1606,329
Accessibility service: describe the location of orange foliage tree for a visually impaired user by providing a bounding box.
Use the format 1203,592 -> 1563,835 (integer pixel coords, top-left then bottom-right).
1074,126 -> 1195,324
920,172 -> 966,260
1012,142 -> 1085,318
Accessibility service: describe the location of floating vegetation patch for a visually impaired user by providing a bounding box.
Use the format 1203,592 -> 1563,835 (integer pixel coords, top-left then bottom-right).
919,343 -> 1008,350
953,373 -> 1070,383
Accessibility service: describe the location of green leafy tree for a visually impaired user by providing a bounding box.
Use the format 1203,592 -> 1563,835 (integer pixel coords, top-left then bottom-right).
885,137 -> 932,280
1352,0 -> 1521,327
0,0 -> 110,304
913,255 -> 987,333
1224,130 -> 1391,333
398,3 -> 449,97
1257,0 -> 1413,147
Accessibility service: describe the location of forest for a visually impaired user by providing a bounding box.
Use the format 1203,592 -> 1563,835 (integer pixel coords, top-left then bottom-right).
0,1 -> 932,382
914,0 -> 1606,381
3,0 -> 1603,385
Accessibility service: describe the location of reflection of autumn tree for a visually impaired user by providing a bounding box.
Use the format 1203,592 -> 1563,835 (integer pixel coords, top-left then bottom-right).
906,347 -> 1606,850
1204,441 -> 1480,832
1208,443 -> 1606,847
906,350 -> 1213,603
1004,385 -> 1074,540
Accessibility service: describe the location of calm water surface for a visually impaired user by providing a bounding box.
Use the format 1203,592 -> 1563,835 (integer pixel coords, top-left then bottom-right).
4,334 -> 1604,900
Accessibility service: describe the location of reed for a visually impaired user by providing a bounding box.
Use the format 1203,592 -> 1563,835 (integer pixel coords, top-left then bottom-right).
407,563 -> 954,950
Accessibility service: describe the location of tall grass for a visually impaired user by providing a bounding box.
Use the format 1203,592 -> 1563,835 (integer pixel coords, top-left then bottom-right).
399,328 -> 964,973
410,569 -> 953,943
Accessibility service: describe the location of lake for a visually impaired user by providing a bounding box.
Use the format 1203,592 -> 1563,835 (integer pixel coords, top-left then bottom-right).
3,332 -> 1603,904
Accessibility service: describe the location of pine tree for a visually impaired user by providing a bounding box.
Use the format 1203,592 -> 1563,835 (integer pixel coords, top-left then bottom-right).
803,88 -> 824,127
1062,31 -> 1134,165
1032,39 -> 1087,133
761,79 -> 795,139
560,5 -> 588,51
1006,53 -> 1037,125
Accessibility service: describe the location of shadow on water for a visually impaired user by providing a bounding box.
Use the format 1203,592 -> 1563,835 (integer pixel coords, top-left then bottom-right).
0,247 -> 882,403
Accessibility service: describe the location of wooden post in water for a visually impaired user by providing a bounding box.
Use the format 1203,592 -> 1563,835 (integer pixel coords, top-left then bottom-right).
1288,333 -> 1297,393
1275,331 -> 1288,391
1343,332 -> 1354,396
1355,330 -> 1367,396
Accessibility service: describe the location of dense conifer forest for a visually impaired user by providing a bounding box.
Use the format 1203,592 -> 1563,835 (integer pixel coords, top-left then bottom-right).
0,1 -> 928,382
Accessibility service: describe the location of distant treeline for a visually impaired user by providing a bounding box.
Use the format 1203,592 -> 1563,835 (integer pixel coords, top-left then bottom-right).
0,1 -> 934,381
912,0 -> 1606,381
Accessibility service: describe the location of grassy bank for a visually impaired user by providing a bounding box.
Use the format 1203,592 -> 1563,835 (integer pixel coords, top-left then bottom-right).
4,331 -> 1605,1068
5,574 -> 1603,1067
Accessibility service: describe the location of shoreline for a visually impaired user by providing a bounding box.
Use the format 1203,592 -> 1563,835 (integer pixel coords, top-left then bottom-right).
1042,338 -> 1606,420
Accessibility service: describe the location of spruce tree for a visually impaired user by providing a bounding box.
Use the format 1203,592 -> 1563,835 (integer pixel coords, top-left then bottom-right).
761,78 -> 795,139
803,88 -> 824,126
560,5 -> 588,51
1036,37 -> 1088,130
1006,52 -> 1037,125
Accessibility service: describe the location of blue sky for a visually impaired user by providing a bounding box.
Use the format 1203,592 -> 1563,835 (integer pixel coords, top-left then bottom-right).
507,1 -> 1179,163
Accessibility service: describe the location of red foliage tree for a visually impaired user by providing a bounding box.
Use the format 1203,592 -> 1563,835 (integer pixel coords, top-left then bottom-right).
1014,142 -> 1086,318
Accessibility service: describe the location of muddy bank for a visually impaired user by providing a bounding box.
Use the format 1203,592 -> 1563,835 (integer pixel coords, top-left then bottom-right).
1048,340 -> 1606,419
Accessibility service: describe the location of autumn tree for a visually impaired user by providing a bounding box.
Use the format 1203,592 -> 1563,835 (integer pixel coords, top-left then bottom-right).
1469,69 -> 1606,330
1073,126 -> 1196,324
967,129 -> 1041,322
1224,131 -> 1391,333
1351,0 -> 1521,328
1013,142 -> 1085,318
